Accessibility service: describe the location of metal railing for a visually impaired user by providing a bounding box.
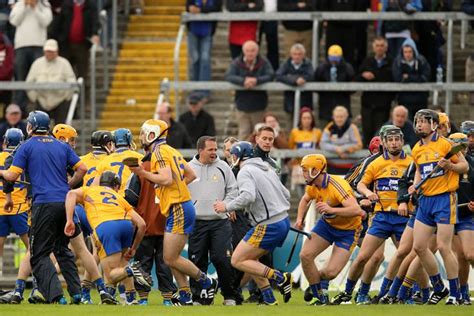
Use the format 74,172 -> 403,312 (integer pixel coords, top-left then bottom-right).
0,81 -> 86,153
174,11 -> 474,121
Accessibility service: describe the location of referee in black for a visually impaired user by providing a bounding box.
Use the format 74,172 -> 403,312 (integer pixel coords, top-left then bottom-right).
0,111 -> 87,304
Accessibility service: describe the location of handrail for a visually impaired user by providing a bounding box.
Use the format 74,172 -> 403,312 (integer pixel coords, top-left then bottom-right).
65,77 -> 83,126
112,0 -> 118,58
181,11 -> 474,22
90,44 -> 97,133
100,10 -> 109,90
155,78 -> 170,120
173,24 -> 186,117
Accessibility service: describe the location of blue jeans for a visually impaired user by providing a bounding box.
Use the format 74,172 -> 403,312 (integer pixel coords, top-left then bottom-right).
187,32 -> 212,97
13,46 -> 44,110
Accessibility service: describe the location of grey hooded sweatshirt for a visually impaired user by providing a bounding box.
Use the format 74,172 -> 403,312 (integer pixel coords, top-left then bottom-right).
188,155 -> 238,220
226,157 -> 290,226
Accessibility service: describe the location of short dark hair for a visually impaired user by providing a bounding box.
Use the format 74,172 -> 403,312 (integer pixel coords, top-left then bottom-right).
196,136 -> 217,150
256,125 -> 274,136
373,36 -> 387,43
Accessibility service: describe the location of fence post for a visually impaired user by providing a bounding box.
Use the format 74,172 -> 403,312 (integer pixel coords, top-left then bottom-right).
80,78 -> 86,154
112,0 -> 118,58
90,45 -> 97,132
174,24 -> 186,118
293,89 -> 301,129
312,19 -> 319,68
100,10 -> 109,90
445,19 -> 453,115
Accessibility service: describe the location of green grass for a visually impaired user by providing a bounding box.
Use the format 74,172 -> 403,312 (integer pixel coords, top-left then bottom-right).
0,290 -> 472,316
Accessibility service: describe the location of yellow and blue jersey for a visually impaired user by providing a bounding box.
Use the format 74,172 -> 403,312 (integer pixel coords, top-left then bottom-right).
305,174 -> 361,230
9,135 -> 81,204
80,151 -> 108,187
360,151 -> 413,212
82,185 -> 133,230
288,128 -> 322,149
150,143 -> 191,217
0,150 -> 29,215
95,148 -> 143,195
411,133 -> 460,196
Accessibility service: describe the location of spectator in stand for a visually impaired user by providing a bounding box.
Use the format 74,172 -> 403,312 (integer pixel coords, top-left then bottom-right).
179,91 -> 216,146
258,0 -> 278,70
155,102 -> 193,149
314,44 -> 355,127
464,0 -> 474,113
225,40 -> 274,141
288,107 -> 321,197
0,31 -> 13,109
0,104 -> 28,143
53,0 -> 99,80
277,0 -> 316,56
47,0 -> 62,38
186,0 -> 222,99
319,0 -> 368,69
247,113 -> 288,149
414,0 -> 451,82
226,0 -> 262,59
356,36 -> 394,147
320,105 -> 362,159
26,39 -> 76,124
392,38 -> 431,118
379,0 -> 422,59
379,105 -> 418,148
0,1 -> 14,36
9,0 -> 52,112
276,43 -> 313,131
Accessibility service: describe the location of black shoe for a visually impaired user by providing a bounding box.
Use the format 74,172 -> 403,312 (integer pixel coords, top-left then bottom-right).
412,291 -> 424,305
304,287 -> 313,302
445,296 -> 459,305
171,292 -> 192,306
460,297 -> 472,305
127,261 -> 152,290
0,291 -> 14,304
427,288 -> 449,305
370,294 -> 382,305
379,295 -> 398,305
331,291 -> 352,305
277,272 -> 293,303
9,292 -> 22,304
244,292 -> 261,304
199,278 -> 218,305
99,291 -> 119,305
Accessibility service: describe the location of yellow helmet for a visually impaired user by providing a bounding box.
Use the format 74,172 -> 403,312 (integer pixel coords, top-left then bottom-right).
53,124 -> 77,142
140,119 -> 168,146
301,154 -> 327,179
448,132 -> 468,144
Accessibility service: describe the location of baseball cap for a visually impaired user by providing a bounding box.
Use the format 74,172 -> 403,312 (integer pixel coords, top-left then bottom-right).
188,92 -> 204,105
43,39 -> 58,52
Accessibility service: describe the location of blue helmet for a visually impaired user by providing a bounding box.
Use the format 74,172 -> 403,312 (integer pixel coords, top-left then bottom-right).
4,128 -> 24,148
27,111 -> 50,133
113,128 -> 133,147
229,141 -> 254,167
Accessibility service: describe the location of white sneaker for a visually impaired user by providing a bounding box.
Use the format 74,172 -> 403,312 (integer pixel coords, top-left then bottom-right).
223,299 -> 236,306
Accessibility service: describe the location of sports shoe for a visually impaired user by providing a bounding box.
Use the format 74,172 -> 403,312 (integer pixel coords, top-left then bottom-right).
308,295 -> 329,306
370,294 -> 382,305
277,272 -> 293,303
223,299 -> 237,306
244,291 -> 261,303
57,297 -> 68,305
379,295 -> 398,305
80,297 -> 93,305
445,296 -> 459,305
5,292 -> 19,304
412,291 -> 424,305
171,292 -> 192,306
100,291 -> 119,305
258,299 -> 278,306
127,262 -> 152,290
356,293 -> 371,305
331,291 -> 352,305
70,294 -> 82,305
427,288 -> 449,305
304,287 -> 313,302
28,288 -> 46,304
460,297 -> 472,305
200,278 -> 218,305
163,299 -> 173,306
126,300 -> 139,305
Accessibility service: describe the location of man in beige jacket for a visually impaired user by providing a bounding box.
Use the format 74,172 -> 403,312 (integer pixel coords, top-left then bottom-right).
26,39 -> 76,124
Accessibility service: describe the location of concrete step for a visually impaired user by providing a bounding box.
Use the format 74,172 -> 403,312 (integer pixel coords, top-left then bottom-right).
144,6 -> 184,15
126,30 -> 181,38
121,42 -> 186,49
128,22 -> 181,32
119,49 -> 186,58
145,0 -> 185,5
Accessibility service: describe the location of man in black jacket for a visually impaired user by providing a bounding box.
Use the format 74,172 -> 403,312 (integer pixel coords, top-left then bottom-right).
357,37 -> 394,147
53,0 -> 99,79
179,92 -> 216,146
155,103 -> 193,149
314,44 -> 355,126
277,0 -> 315,58
276,43 -> 314,127
225,41 -> 274,140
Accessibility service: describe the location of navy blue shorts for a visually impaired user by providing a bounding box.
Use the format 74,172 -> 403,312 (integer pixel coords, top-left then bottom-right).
0,213 -> 28,237
455,214 -> 473,233
407,214 -> 416,229
312,219 -> 361,252
165,200 -> 195,235
416,192 -> 457,227
367,211 -> 409,241
75,205 -> 93,237
243,217 -> 290,251
94,220 -> 134,259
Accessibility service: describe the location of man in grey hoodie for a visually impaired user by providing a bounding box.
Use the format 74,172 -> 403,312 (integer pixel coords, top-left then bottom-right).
187,136 -> 239,306
214,141 -> 293,305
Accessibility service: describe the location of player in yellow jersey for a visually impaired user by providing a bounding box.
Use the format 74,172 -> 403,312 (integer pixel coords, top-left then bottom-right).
94,128 -> 143,196
65,171 -> 147,305
0,129 -> 29,277
52,124 -> 78,149
332,126 -> 413,305
411,109 -> 468,305
295,154 -> 364,305
128,119 -> 217,306
81,130 -> 115,187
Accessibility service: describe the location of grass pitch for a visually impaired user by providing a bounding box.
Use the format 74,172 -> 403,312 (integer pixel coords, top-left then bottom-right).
0,290 -> 472,316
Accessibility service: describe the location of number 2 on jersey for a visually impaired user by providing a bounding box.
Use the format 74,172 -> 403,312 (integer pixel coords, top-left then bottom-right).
173,156 -> 185,181
101,191 -> 119,206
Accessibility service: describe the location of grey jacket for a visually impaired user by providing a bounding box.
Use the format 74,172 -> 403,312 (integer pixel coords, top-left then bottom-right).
226,158 -> 290,226
188,156 -> 238,220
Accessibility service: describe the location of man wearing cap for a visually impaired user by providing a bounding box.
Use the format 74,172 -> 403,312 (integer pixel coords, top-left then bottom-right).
26,39 -> 76,125
314,45 -> 355,127
0,104 -> 27,144
178,92 -> 216,146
